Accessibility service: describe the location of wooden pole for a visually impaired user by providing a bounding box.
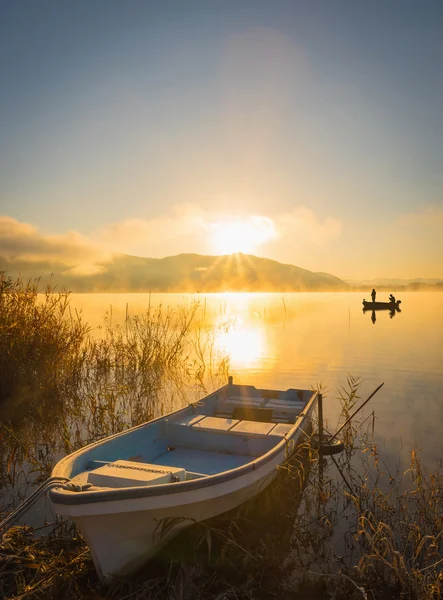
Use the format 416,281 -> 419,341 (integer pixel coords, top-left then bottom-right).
330,382 -> 384,442
318,392 -> 323,443
317,392 -> 324,517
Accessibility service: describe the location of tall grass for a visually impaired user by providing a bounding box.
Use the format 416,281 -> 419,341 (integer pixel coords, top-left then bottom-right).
0,272 -> 88,405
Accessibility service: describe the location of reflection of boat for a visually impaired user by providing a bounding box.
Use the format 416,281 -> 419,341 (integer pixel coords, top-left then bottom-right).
50,379 -> 318,580
362,300 -> 401,311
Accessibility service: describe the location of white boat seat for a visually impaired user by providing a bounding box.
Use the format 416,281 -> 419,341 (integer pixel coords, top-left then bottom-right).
168,414 -> 296,456
270,423 -> 293,436
215,409 -> 294,424
221,397 -> 305,417
87,460 -> 186,488
192,416 -> 240,432
230,420 -> 276,436
173,415 -> 292,437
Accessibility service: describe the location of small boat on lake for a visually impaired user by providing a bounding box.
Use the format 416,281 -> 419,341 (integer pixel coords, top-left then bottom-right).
50,379 -> 318,580
362,299 -> 401,311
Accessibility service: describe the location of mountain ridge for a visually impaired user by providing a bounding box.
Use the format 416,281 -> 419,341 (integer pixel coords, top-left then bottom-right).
0,252 -> 349,292
1,253 -> 441,292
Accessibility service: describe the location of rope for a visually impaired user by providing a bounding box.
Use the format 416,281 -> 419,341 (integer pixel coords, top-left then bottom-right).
0,476 -> 90,536
102,462 -> 173,475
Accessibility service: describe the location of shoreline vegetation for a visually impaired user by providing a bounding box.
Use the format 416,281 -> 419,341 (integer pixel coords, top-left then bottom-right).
1,273 -> 442,599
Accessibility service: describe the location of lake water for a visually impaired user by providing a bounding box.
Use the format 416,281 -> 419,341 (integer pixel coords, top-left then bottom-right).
69,291 -> 443,471
1,291 -> 442,540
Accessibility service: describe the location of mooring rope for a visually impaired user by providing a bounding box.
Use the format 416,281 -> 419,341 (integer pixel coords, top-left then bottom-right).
0,476 -> 90,536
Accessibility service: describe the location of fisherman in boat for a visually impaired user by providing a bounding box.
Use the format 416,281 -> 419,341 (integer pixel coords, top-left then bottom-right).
389,294 -> 396,303
371,289 -> 376,302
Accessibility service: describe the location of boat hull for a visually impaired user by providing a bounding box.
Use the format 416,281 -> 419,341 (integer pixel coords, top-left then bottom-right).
65,457 -> 282,579
50,382 -> 317,579
362,300 -> 401,311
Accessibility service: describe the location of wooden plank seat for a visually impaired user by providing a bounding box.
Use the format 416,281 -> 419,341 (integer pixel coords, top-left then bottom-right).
230,420 -> 276,435
173,415 -> 295,438
168,414 -> 291,456
214,407 -> 297,424
221,396 -> 304,411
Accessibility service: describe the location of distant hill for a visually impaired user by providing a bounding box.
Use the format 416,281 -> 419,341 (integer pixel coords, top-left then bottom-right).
346,277 -> 443,291
0,253 -> 349,292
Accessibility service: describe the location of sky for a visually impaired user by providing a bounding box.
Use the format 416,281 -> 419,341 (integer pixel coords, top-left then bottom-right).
1,0 -> 442,280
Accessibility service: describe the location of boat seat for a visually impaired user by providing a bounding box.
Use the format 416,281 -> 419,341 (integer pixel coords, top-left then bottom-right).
171,415 -> 296,439
270,423 -> 293,436
86,459 -> 186,488
168,415 -> 282,456
192,416 -> 240,432
214,408 -> 295,424
230,420 -> 276,436
220,396 -> 304,417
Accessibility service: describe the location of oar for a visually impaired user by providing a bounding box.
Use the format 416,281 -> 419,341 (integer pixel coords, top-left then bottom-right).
329,382 -> 384,442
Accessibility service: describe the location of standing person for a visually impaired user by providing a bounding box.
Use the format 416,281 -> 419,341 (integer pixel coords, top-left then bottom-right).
371,288 -> 376,302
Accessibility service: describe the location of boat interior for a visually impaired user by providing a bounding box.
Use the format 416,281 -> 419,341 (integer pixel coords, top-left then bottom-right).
62,385 -> 315,491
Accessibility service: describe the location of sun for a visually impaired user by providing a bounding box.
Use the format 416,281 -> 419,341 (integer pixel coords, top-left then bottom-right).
209,217 -> 276,255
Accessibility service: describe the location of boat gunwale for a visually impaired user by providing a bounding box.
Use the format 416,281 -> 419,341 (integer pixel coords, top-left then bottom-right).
50,388 -> 318,506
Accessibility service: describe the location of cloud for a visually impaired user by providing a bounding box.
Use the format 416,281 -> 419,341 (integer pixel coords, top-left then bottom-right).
257,207 -> 342,264
94,205 -> 340,259
0,216 -> 108,266
275,207 -> 342,246
94,206 -> 207,256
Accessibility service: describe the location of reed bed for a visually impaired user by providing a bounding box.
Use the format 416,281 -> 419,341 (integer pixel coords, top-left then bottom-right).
5,441 -> 441,600
0,273 -> 88,406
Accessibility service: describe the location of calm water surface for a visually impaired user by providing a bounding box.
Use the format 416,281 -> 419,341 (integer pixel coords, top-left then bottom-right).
70,291 -> 443,471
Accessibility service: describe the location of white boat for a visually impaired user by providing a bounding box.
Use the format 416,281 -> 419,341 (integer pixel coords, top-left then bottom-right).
50,378 -> 318,580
